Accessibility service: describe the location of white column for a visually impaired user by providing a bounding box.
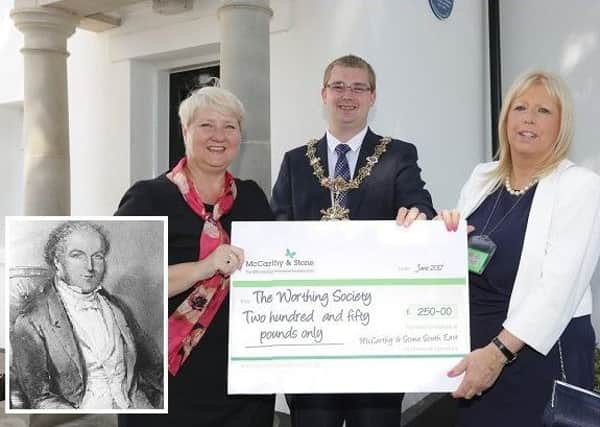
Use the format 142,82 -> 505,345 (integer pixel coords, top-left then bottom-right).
218,0 -> 272,194
11,6 -> 79,215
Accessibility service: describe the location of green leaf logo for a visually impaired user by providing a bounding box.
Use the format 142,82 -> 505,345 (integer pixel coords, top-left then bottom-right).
285,248 -> 296,259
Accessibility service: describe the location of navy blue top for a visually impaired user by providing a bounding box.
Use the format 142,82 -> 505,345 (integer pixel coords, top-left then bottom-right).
458,183 -> 595,427
467,184 -> 537,349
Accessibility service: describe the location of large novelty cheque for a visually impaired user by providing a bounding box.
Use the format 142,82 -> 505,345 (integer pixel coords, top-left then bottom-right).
228,220 -> 469,393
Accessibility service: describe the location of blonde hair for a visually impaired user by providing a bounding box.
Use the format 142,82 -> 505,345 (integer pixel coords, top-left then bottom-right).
178,85 -> 245,132
494,70 -> 574,180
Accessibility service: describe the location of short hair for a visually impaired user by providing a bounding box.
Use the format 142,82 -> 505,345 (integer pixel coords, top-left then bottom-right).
494,69 -> 574,180
323,54 -> 376,92
44,222 -> 110,269
178,85 -> 246,132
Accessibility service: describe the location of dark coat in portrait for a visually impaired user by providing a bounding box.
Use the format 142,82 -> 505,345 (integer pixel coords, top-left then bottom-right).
11,281 -> 163,409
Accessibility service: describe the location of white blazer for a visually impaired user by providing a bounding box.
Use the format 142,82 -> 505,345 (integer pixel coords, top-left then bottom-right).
457,159 -> 600,355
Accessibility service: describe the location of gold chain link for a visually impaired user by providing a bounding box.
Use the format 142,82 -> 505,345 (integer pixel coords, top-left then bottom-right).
305,136 -> 391,192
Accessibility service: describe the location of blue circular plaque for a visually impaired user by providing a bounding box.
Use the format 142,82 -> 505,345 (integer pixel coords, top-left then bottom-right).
429,0 -> 454,20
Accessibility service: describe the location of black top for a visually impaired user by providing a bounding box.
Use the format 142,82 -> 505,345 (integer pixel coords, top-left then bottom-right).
116,174 -> 273,412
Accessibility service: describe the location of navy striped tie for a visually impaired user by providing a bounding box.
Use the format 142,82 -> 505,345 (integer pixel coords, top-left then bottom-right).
334,144 -> 351,208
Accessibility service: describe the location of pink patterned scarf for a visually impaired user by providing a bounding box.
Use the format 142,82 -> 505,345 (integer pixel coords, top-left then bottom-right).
166,157 -> 236,376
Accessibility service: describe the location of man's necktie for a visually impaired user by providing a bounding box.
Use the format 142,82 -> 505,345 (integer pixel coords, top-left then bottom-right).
334,144 -> 351,208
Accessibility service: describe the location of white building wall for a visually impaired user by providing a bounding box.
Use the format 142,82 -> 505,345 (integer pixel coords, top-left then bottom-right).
500,0 -> 600,344
68,29 -> 132,215
0,1 -> 23,105
0,104 -> 23,349
0,105 -> 24,232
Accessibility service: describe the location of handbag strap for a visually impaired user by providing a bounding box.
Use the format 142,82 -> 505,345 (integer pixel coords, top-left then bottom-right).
550,340 -> 569,408
557,340 -> 567,382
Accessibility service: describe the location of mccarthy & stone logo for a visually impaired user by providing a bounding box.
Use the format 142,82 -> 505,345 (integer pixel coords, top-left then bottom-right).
244,248 -> 315,273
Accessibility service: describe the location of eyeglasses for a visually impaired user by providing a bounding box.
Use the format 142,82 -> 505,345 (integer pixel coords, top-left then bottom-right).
326,82 -> 372,95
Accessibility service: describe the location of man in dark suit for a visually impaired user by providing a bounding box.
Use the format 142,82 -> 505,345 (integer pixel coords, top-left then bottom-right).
11,222 -> 162,410
271,54 -> 436,427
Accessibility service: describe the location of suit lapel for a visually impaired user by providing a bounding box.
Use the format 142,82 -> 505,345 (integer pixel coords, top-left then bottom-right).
46,285 -> 84,381
314,136 -> 332,217
347,129 -> 378,215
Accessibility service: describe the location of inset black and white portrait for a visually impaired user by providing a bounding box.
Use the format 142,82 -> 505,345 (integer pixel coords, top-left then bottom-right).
5,217 -> 166,414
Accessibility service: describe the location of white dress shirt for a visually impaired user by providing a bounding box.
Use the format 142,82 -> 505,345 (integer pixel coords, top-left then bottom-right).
326,126 -> 368,180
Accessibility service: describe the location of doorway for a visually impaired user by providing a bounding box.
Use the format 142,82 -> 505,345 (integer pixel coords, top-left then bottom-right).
168,65 -> 220,168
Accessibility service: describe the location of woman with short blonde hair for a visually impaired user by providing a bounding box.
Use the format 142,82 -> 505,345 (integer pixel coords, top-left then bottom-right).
116,84 -> 274,427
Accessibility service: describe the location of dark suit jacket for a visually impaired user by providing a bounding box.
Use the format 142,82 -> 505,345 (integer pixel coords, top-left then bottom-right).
11,281 -> 163,409
271,128 -> 435,220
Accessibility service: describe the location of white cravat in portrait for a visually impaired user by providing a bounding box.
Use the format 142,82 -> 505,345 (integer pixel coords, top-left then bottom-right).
55,279 -> 130,409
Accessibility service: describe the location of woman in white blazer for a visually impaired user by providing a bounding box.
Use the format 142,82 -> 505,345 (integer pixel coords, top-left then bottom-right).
440,70 -> 600,426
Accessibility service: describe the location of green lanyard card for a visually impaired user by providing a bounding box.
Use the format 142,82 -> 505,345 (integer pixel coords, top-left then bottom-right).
468,234 -> 497,275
